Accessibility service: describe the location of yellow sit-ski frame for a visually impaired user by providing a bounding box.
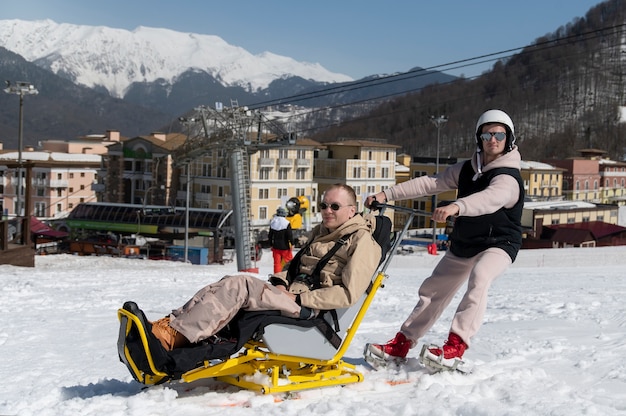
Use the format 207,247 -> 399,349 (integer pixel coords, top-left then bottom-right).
118,206 -> 420,394
118,271 -> 385,394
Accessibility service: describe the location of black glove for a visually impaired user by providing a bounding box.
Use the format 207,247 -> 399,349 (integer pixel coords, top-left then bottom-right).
299,306 -> 315,320
268,275 -> 287,288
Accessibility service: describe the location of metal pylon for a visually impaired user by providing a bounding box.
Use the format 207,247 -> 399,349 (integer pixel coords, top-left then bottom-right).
230,148 -> 255,272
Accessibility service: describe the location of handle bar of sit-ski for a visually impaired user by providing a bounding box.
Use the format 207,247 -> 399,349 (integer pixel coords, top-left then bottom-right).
369,201 -> 432,273
369,200 -> 431,217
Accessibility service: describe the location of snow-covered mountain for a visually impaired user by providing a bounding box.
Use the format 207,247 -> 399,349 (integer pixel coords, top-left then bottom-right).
0,19 -> 353,99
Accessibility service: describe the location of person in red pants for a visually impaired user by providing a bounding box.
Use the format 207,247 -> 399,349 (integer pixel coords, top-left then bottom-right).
269,207 -> 295,273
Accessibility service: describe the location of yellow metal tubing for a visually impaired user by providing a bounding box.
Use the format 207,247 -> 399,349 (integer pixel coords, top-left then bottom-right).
117,308 -> 169,383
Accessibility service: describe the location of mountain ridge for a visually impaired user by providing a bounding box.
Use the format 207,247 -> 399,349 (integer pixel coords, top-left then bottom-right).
0,19 -> 353,98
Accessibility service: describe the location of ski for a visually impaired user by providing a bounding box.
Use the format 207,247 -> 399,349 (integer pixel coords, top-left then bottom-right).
418,344 -> 473,374
363,342 -> 407,369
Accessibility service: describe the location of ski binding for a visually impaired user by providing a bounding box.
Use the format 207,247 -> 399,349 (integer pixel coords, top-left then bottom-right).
418,344 -> 472,374
363,343 -> 407,369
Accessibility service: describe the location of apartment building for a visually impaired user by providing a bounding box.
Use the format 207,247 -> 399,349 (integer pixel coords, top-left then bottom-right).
249,137 -> 319,231
0,145 -> 101,219
598,158 -> 626,205
520,160 -> 564,201
99,132 -> 184,206
314,139 -> 399,213
391,155 -> 460,230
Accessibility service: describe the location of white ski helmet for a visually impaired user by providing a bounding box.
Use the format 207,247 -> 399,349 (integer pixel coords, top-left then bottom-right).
475,109 -> 516,153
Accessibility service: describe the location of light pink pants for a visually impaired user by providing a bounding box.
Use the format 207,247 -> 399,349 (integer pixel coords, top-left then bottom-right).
400,247 -> 512,348
168,274 -> 301,343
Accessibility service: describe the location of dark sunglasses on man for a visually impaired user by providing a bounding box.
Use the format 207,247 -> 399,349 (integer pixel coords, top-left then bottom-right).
479,132 -> 507,142
318,202 -> 351,211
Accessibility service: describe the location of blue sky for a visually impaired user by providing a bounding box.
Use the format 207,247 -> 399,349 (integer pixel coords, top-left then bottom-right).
3,0 -> 603,79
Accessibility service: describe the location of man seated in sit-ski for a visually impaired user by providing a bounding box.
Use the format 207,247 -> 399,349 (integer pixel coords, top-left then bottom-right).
150,183 -> 382,351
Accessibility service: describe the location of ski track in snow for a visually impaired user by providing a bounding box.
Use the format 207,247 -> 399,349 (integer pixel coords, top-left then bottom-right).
1,246 -> 625,415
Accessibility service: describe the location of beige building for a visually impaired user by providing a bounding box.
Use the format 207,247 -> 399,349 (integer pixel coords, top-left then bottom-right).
314,139 -> 399,213
248,138 -> 319,231
520,160 -> 564,201
391,156 -> 460,230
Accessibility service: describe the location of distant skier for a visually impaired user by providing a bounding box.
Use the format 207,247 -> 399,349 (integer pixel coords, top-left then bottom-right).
269,207 -> 295,273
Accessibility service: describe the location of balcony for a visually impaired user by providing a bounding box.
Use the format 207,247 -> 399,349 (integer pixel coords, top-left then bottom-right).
48,180 -> 69,188
296,158 -> 310,167
278,158 -> 293,168
258,158 -> 275,167
196,192 -> 212,203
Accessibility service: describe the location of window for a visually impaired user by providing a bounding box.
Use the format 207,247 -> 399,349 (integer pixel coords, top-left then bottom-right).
297,149 -> 306,159
368,151 -> 373,160
353,167 -> 361,178
258,189 -> 269,199
218,186 -> 224,197
260,168 -> 270,180
279,149 -> 288,159
259,207 -> 267,220
278,168 -> 288,180
382,167 -> 389,178
278,188 -> 288,198
80,172 -> 85,177
296,168 -> 306,180
35,202 -> 46,217
368,167 -> 375,178
69,173 -> 74,179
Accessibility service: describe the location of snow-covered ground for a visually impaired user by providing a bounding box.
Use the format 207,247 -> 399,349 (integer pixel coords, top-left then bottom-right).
1,246 -> 625,415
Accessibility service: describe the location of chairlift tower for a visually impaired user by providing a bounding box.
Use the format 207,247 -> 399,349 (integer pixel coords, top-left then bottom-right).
173,100 -> 296,272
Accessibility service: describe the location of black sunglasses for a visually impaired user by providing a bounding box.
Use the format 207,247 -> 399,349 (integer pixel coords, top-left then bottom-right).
318,202 -> 352,211
479,132 -> 507,142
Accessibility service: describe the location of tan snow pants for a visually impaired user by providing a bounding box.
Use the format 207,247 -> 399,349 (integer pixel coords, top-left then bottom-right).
168,274 -> 301,343
400,247 -> 512,348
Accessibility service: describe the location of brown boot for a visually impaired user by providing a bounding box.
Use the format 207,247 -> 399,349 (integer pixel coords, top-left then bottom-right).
150,316 -> 189,351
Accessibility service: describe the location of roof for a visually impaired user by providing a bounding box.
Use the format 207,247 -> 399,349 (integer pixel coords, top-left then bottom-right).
30,216 -> 68,239
520,160 -> 562,170
545,221 -> 626,240
549,228 -> 594,245
324,139 -> 401,148
524,200 -> 597,210
0,151 -> 101,163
